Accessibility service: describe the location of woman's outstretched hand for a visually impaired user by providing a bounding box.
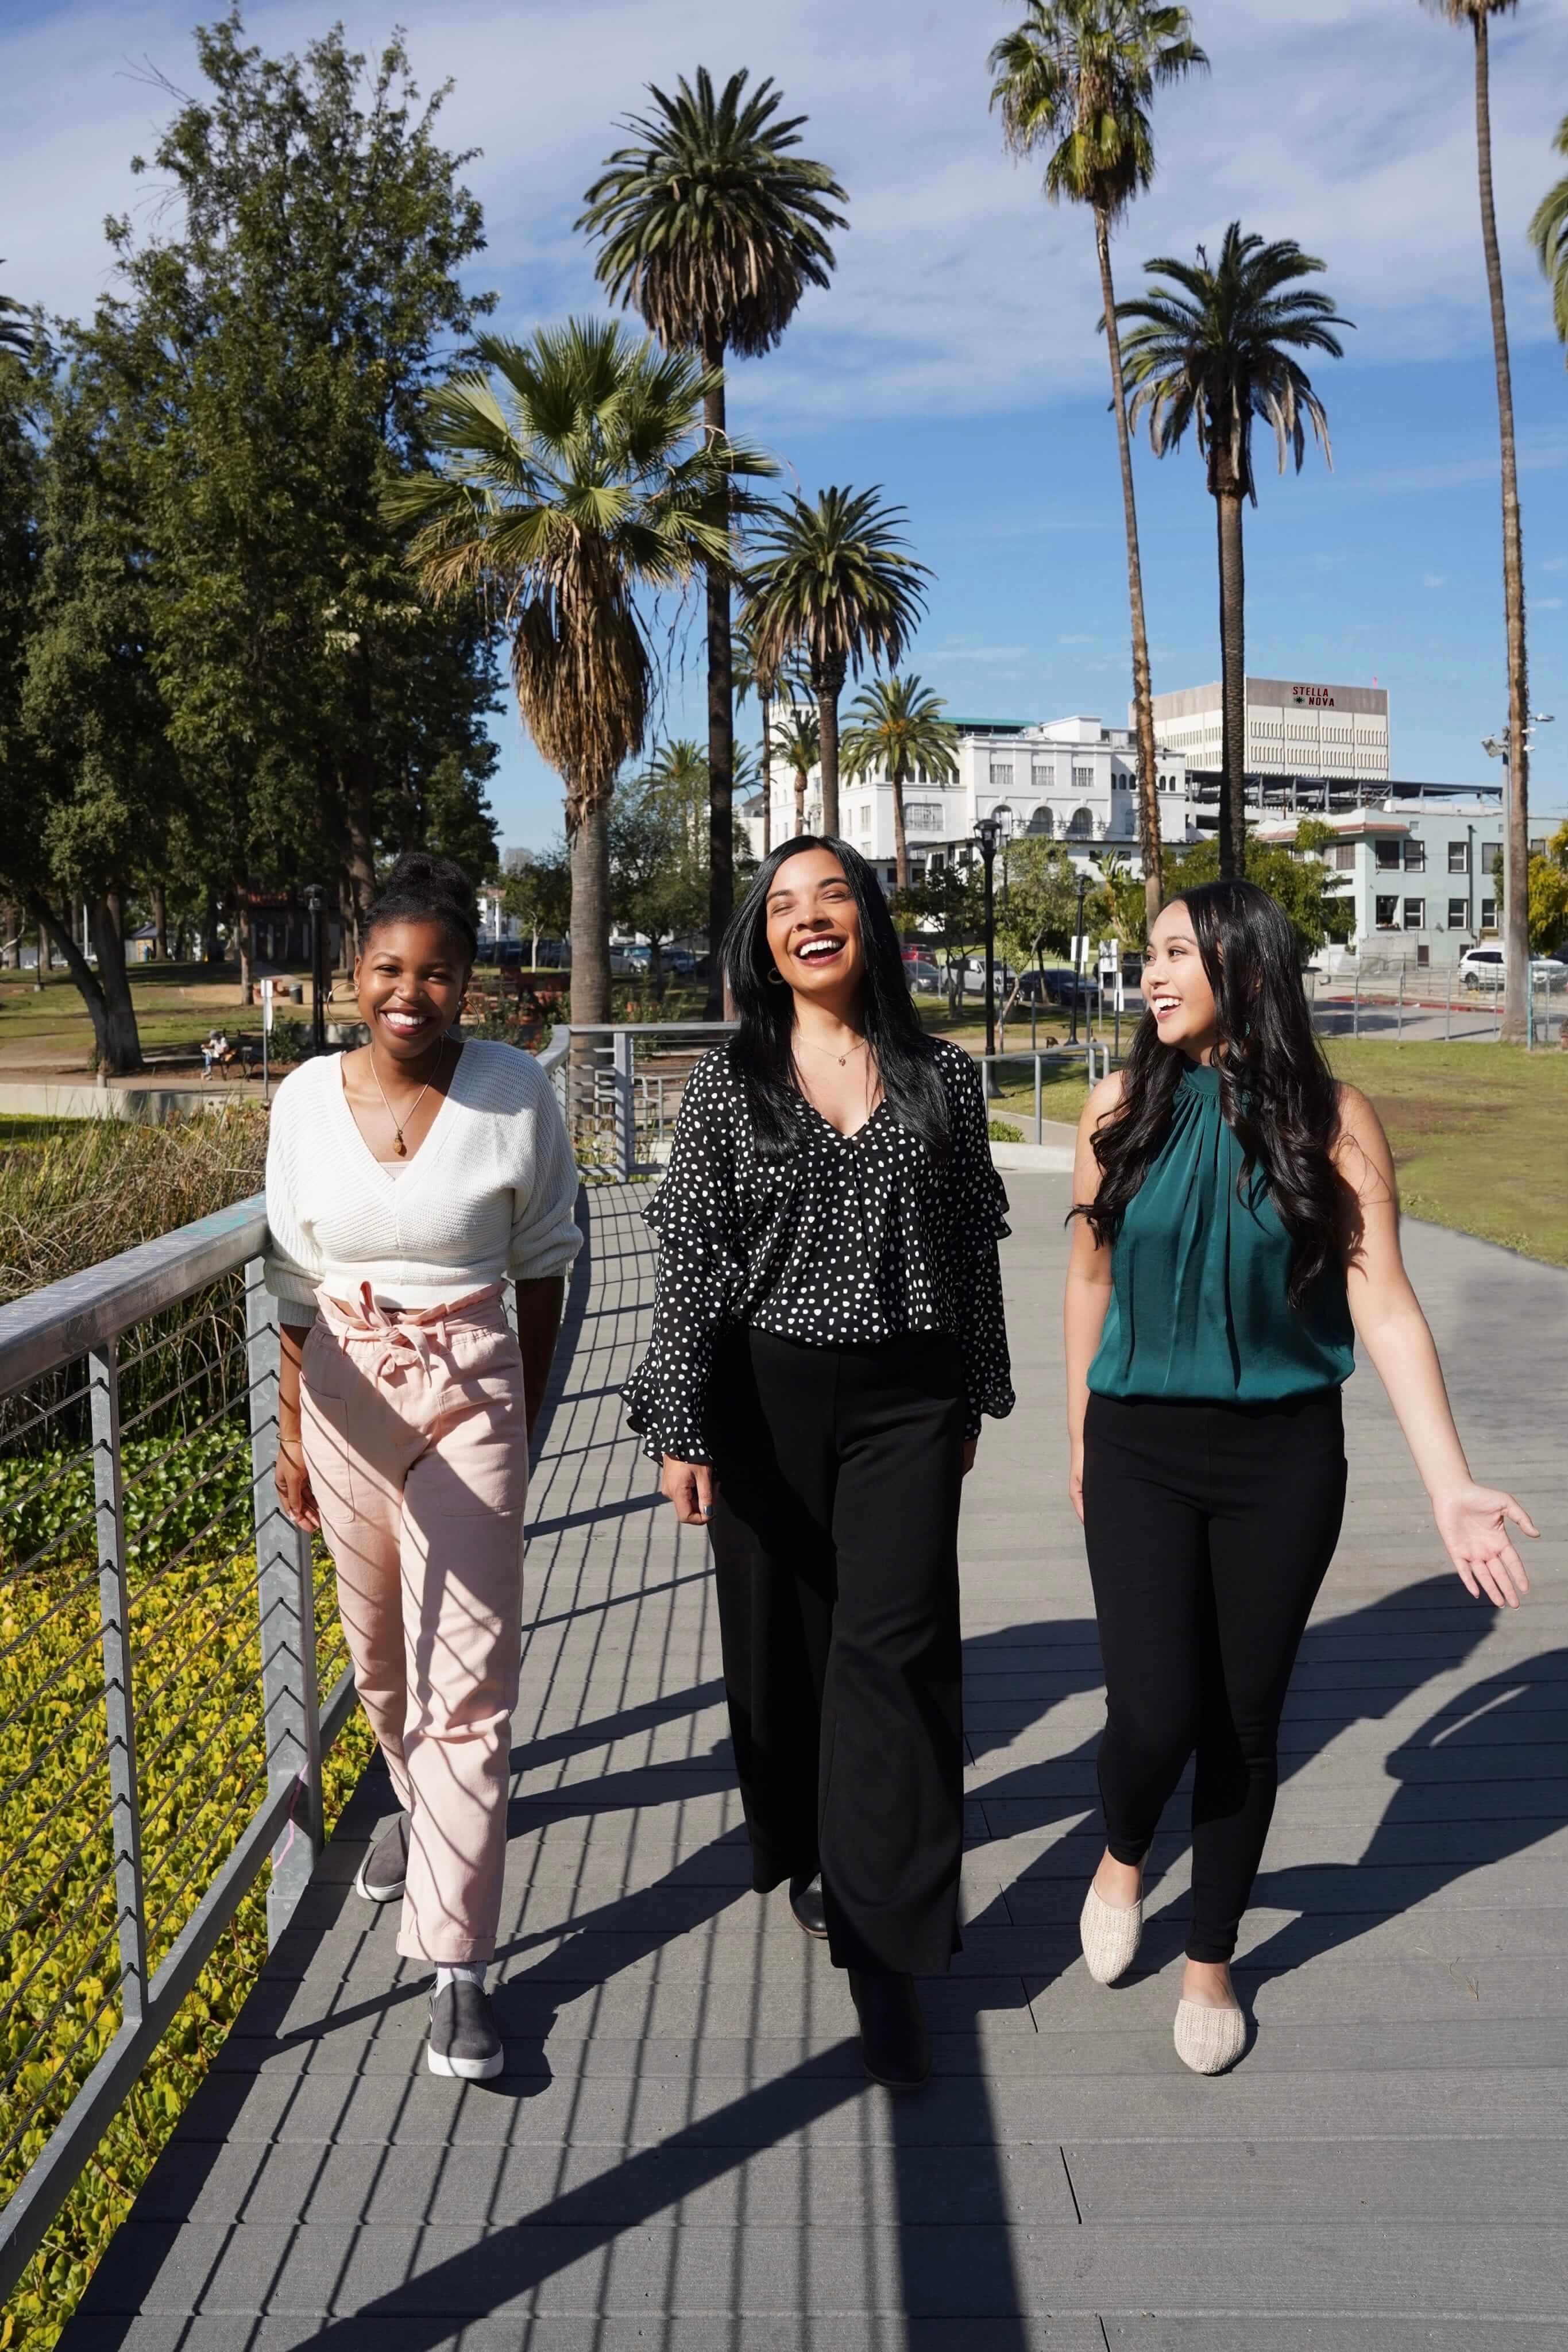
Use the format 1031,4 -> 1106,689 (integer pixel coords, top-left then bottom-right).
1432,1482 -> 1538,1608
661,1455 -> 718,1527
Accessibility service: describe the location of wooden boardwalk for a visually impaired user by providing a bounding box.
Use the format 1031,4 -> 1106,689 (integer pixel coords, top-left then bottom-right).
65,1175 -> 1568,2349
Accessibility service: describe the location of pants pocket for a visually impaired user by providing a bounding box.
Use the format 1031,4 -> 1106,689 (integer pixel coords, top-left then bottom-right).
302,1388 -> 357,1523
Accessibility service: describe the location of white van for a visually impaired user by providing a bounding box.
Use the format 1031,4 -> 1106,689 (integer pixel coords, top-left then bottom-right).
1458,944 -> 1567,988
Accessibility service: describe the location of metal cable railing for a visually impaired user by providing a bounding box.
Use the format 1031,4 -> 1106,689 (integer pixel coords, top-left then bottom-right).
545,1020 -> 735,1179
0,1198 -> 358,2301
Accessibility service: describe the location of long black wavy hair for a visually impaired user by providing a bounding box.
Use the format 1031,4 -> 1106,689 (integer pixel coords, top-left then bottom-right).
1081,879 -> 1343,1305
723,833 -> 949,1161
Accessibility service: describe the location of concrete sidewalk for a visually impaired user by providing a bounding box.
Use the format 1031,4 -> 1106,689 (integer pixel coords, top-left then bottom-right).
64,1176 -> 1568,2348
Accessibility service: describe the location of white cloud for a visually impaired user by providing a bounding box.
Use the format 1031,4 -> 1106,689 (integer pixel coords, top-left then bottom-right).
1423,573 -> 1447,588
3,0 -> 1567,428
1057,632 -> 1097,646
1539,596 -> 1565,610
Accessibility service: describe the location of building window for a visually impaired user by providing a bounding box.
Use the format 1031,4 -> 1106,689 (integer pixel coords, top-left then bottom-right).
1376,895 -> 1399,930
1447,897 -> 1469,930
1067,806 -> 1094,839
1072,765 -> 1094,791
1403,840 -> 1426,871
1403,898 -> 1425,930
905,802 -> 944,832
1332,844 -> 1355,871
1480,898 -> 1497,931
1026,806 -> 1056,838
1031,759 -> 1053,789
858,803 -> 871,836
1448,841 -> 1469,874
989,760 -> 1014,789
1374,839 -> 1401,871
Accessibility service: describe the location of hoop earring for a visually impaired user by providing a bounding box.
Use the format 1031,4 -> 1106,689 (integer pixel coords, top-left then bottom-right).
766,965 -> 787,986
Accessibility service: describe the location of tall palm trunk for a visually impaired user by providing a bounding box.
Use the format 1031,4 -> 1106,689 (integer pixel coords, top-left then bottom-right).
1214,475 -> 1248,881
1095,207 -> 1163,928
568,800 -> 612,1032
793,764 -> 807,833
702,329 -> 734,1018
759,690 -> 773,858
816,655 -> 845,837
891,761 -> 910,893
1471,12 -> 1530,1043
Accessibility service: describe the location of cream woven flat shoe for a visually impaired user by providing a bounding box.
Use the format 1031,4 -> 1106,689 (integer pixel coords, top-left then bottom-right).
1079,1883 -> 1142,1985
1173,1997 -> 1247,2075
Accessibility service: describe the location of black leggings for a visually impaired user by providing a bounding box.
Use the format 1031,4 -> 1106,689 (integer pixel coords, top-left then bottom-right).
705,1326 -> 967,1978
1082,1388 -> 1347,1963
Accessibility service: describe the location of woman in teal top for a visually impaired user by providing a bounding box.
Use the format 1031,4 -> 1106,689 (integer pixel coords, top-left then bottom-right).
1064,880 -> 1538,2077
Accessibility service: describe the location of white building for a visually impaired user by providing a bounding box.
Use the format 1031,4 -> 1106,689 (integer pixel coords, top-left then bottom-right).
1150,676 -> 1390,787
748,709 -> 1199,888
1254,793 -> 1508,965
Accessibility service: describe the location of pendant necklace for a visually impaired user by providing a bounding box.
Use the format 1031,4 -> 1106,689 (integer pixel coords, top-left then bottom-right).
797,1033 -> 867,1071
369,1037 -> 448,1158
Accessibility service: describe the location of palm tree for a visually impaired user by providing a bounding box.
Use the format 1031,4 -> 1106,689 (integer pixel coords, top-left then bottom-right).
988,2 -> 1206,929
1530,114 -> 1568,338
1116,225 -> 1350,879
0,263 -> 31,362
841,674 -> 959,892
1426,2 -> 1527,1043
732,620 -> 808,859
741,487 -> 930,836
774,705 -> 821,836
580,68 -> 848,1011
385,319 -> 766,1029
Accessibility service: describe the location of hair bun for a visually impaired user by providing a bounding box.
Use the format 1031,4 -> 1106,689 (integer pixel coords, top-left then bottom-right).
381,851 -> 474,912
364,851 -> 480,962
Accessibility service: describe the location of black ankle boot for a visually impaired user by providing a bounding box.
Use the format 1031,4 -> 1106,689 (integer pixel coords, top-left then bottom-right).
848,1969 -> 931,2089
789,1871 -> 828,1939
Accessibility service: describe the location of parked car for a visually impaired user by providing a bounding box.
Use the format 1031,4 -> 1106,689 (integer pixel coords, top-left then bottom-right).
1459,945 -> 1567,989
904,958 -> 942,994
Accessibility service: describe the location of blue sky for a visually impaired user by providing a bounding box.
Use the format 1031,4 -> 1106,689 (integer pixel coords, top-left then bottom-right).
5,0 -> 1568,848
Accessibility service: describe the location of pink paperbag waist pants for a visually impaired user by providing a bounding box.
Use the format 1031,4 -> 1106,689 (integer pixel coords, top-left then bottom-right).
301,1281 -> 528,1964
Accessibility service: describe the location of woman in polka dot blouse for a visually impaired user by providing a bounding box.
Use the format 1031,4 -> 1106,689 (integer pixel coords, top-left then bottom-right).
624,835 -> 1014,2088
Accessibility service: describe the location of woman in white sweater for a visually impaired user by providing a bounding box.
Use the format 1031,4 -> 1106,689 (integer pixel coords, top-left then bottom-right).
266,853 -> 580,2081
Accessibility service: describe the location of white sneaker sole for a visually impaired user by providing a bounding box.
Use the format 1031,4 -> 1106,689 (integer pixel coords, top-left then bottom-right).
427,2042 -> 504,2081
353,1852 -> 405,1903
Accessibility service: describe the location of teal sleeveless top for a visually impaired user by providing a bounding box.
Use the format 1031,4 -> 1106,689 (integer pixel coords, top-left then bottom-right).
1087,1060 -> 1354,1403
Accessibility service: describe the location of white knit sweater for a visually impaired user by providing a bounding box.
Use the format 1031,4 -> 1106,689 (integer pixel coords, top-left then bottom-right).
264,1041 -> 581,1322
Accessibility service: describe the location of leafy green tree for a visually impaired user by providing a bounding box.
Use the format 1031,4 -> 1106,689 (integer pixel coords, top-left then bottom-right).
611,755 -> 709,997
0,347 -> 172,1072
500,846 -> 572,968
894,860 -> 987,1008
1116,225 -> 1350,881
994,836 -> 1094,973
1428,1 -> 1529,1041
1163,818 -> 1354,959
989,0 -> 1206,925
1527,856 -> 1568,953
0,262 -> 34,361
388,320 -> 766,1025
841,673 -> 959,892
108,10 -> 500,983
1531,113 -> 1568,344
741,487 -> 930,835
580,68 -> 845,1011
772,703 -> 821,837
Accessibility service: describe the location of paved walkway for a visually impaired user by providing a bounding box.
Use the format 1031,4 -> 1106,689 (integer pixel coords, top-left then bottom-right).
66,1176 -> 1568,2348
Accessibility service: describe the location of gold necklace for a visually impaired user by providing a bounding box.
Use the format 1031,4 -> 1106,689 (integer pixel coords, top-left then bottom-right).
795,1032 -> 868,1071
368,1036 -> 451,1158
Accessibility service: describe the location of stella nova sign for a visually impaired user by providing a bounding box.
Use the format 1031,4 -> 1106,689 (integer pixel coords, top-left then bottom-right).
1291,684 -> 1337,709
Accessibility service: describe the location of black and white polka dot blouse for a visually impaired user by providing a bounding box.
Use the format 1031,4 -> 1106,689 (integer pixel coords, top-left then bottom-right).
622,1037 -> 1015,1463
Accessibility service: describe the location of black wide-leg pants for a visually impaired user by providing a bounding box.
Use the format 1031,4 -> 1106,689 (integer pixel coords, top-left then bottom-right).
705,1326 -> 968,1977
1082,1387 -> 1348,1963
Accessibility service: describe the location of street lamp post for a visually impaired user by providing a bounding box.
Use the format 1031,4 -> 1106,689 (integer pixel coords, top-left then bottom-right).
1069,870 -> 1090,1048
303,884 -> 327,1057
974,814 -> 1001,1060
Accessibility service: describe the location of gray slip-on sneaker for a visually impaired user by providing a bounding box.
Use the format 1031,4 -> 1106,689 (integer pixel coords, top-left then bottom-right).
354,1812 -> 410,1904
427,1978 -> 504,2081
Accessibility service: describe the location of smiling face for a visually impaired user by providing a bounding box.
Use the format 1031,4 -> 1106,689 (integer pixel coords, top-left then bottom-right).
354,917 -> 469,1064
763,847 -> 866,1008
1142,899 -> 1221,1061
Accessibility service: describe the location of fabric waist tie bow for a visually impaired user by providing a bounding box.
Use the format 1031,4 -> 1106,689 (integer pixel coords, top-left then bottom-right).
316,1281 -> 505,1386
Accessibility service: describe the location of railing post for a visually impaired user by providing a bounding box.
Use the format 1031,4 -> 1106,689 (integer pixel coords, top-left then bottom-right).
246,1267 -> 323,1945
1034,1053 -> 1042,1145
613,1028 -> 636,1182
89,1341 -> 148,2027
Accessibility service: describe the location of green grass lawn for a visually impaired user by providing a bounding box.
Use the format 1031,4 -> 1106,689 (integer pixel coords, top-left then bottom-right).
988,1037 -> 1568,1268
